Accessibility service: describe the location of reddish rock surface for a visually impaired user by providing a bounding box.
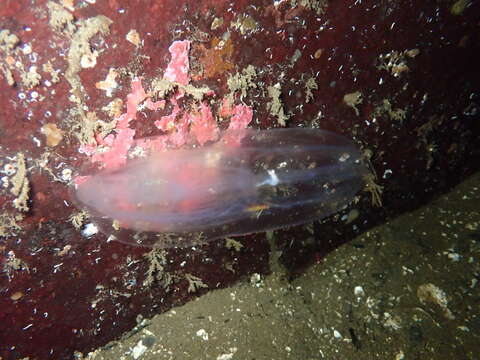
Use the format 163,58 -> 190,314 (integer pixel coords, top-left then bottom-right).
0,0 -> 478,359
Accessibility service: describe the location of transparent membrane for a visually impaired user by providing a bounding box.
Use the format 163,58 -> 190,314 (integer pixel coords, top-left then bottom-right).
72,128 -> 367,248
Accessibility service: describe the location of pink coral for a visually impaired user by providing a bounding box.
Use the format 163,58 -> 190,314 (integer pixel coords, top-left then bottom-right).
163,40 -> 191,85
190,102 -> 219,145
228,104 -> 253,130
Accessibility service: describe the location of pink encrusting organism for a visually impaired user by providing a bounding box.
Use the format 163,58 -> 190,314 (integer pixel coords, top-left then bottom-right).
189,102 -> 220,145
77,39 -> 253,172
163,40 -> 191,86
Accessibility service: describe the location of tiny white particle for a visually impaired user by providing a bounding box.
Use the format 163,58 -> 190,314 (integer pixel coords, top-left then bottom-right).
196,329 -> 209,341
256,169 -> 279,187
81,223 -> 98,237
1,176 -> 9,188
354,286 -> 365,297
131,340 -> 147,359
216,348 -> 237,360
32,136 -> 41,147
61,168 -> 72,182
22,44 -> 32,55
3,163 -> 16,176
339,153 -> 351,162
383,169 -> 393,179
106,235 -> 117,243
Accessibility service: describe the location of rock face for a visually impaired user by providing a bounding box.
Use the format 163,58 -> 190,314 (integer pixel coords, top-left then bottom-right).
0,1 -> 478,359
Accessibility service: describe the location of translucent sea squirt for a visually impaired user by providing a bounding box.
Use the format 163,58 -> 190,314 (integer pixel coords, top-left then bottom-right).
73,128 -> 367,248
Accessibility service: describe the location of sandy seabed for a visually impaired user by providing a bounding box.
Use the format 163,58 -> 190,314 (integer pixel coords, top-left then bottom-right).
82,173 -> 480,360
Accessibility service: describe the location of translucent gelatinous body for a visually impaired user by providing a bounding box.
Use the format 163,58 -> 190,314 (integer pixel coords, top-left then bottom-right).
73,129 -> 367,248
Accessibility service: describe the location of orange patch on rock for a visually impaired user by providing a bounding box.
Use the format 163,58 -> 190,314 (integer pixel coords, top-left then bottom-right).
195,38 -> 234,79
40,123 -> 64,147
